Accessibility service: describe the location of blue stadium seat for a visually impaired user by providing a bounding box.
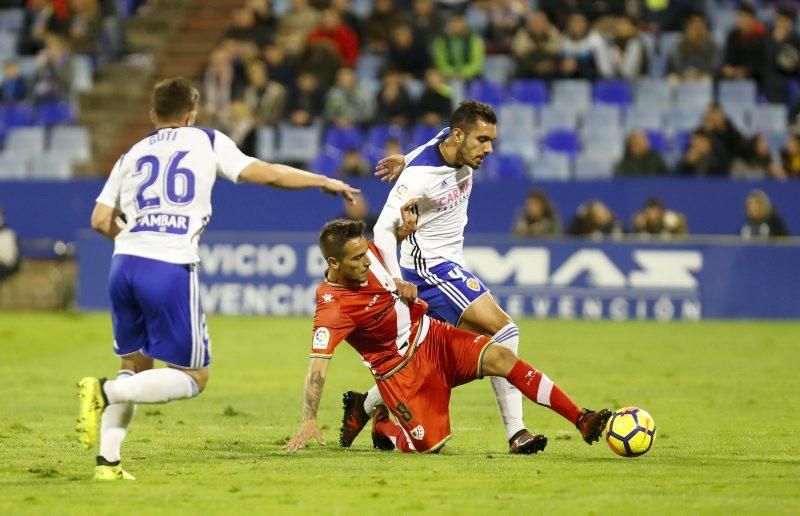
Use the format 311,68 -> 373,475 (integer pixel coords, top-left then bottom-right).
582,104 -> 621,133
30,154 -> 72,180
0,152 -> 28,179
483,55 -> 516,84
277,123 -> 321,163
541,130 -> 580,158
310,145 -> 344,176
552,79 -> 591,114
508,79 -> 548,106
723,104 -> 753,135
38,101 -> 75,126
574,152 -> 615,180
676,80 -> 713,110
634,78 -> 671,107
540,106 -> 578,132
644,130 -> 668,154
367,124 -> 407,149
2,102 -> 36,127
324,126 -> 363,151
256,126 -> 276,161
593,80 -> 632,106
410,124 -> 441,148
666,107 -> 704,134
466,79 -> 506,107
718,79 -> 757,108
751,104 -> 788,134
494,154 -> 528,181
531,151 -> 571,180
50,126 -> 90,161
0,9 -> 25,32
5,126 -> 45,157
672,129 -> 693,154
624,105 -> 664,132
362,144 -> 387,167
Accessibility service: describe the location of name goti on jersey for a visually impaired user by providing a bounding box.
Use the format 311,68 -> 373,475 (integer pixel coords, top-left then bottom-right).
311,242 -> 431,379
96,126 -> 256,264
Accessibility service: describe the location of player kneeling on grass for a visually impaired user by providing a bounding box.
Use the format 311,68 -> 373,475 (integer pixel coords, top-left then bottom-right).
287,218 -> 611,454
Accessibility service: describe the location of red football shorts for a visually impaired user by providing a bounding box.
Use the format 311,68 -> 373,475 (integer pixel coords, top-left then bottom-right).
376,319 -> 493,452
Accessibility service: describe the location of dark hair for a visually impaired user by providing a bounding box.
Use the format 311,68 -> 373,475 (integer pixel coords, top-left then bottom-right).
526,188 -> 555,219
449,100 -> 497,132
319,219 -> 366,260
644,197 -> 664,209
736,4 -> 755,16
152,77 -> 199,122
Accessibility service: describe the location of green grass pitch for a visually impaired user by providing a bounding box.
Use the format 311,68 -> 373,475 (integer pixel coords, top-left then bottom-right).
1,313 -> 798,514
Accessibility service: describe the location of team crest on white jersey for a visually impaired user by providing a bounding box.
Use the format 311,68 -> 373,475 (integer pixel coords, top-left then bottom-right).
466,278 -> 480,291
313,327 -> 330,350
410,425 -> 425,440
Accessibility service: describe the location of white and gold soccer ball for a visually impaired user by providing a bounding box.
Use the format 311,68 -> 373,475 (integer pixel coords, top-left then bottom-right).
605,407 -> 656,457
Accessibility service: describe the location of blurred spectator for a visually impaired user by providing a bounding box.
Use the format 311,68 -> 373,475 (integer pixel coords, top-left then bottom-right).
511,10 -> 562,80
364,0 -> 403,53
263,43 -> 297,87
668,14 -> 719,81
721,4 -> 767,81
731,135 -> 782,180
408,0 -> 445,48
32,33 -> 74,103
762,6 -> 800,104
560,12 -> 612,79
778,133 -> 800,179
416,68 -> 453,125
388,25 -> 430,79
338,149 -> 372,177
639,0 -> 699,33
278,0 -> 320,54
0,207 -> 20,284
698,104 -> 747,169
222,100 -> 257,157
512,188 -> 561,237
18,0 -> 70,56
68,0 -> 102,55
675,130 -> 728,177
484,0 -> 528,54
740,190 -> 789,239
241,59 -> 286,126
307,8 -> 359,67
339,193 -> 379,239
297,41 -> 342,91
607,14 -> 648,80
203,48 -> 235,125
226,6 -> 271,46
376,69 -> 414,126
614,131 -> 669,176
631,197 -> 687,237
286,71 -> 324,126
432,14 -> 485,81
330,0 -> 362,36
567,200 -> 623,238
1,60 -> 27,101
324,67 -> 374,127
249,0 -> 278,34
384,136 -> 403,157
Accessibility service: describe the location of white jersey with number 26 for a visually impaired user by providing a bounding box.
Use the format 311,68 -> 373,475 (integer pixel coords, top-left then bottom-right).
96,126 -> 256,264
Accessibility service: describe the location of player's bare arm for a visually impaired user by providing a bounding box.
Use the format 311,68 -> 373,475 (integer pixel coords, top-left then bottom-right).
374,154 -> 406,183
239,161 -> 360,204
90,203 -> 124,240
286,357 -> 330,452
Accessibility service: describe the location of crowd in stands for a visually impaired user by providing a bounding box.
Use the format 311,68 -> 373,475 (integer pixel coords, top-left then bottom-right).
199,0 -> 800,182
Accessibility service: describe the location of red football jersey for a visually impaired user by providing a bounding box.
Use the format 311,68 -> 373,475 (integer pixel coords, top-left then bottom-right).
310,242 -> 430,378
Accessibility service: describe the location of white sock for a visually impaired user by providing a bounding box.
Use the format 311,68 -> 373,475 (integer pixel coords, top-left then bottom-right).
99,370 -> 136,463
363,385 -> 383,417
103,368 -> 199,404
490,323 -> 526,440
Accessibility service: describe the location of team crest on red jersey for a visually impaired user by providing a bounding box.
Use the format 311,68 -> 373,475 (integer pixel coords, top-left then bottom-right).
410,425 -> 425,440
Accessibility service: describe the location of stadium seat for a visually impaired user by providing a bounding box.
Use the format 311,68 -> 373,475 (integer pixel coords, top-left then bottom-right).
676,80 -> 713,110
355,53 -> 385,81
718,79 -> 757,109
508,79 -> 548,106
50,126 -> 90,161
634,78 -> 671,107
531,151 -> 571,180
666,107 -> 704,135
71,54 -> 94,94
574,152 -> 615,180
350,0 -> 374,18
644,130 -> 668,154
541,130 -> 580,158
498,103 -> 536,136
624,105 -> 664,132
552,79 -> 591,114
672,129 -> 693,155
724,105 -> 753,135
751,104 -> 788,134
540,106 -> 578,132
493,154 -> 528,181
362,144 -> 387,167
582,104 -> 621,133
309,145 -> 343,176
277,123 -> 321,163
593,80 -> 632,106
483,55 -> 516,84
0,152 -> 28,179
0,32 -> 15,61
410,124 -> 441,148
38,101 -> 75,126
30,154 -> 72,180
16,56 -> 37,79
404,78 -> 424,101
256,126 -> 276,161
367,124 -> 407,149
2,102 -> 36,127
5,126 -> 45,157
466,79 -> 506,107
323,126 -> 363,152
657,32 -> 682,60
0,9 -> 25,32
449,79 -> 466,106
583,127 -> 624,162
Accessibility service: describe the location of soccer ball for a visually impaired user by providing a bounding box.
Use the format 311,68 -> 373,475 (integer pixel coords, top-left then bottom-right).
605,407 -> 656,457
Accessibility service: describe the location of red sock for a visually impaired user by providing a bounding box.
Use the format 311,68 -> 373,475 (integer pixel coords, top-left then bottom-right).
374,419 -> 416,453
506,360 -> 582,424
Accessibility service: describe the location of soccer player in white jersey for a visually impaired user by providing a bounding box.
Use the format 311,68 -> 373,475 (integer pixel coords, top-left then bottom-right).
76,77 -> 359,480
339,100 -> 546,455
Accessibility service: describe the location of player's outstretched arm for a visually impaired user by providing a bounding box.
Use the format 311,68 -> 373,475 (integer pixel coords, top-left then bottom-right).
374,154 -> 406,183
286,357 -> 330,453
239,161 -> 360,204
90,203 -> 124,240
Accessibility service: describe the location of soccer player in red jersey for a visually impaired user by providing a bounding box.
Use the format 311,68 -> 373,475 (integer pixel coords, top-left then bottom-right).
286,218 -> 611,454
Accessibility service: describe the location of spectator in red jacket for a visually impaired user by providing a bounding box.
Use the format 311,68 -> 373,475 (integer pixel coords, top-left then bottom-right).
307,8 -> 359,67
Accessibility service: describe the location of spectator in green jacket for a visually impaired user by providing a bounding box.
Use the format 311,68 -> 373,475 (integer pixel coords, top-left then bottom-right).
432,14 -> 485,81
614,130 -> 669,176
